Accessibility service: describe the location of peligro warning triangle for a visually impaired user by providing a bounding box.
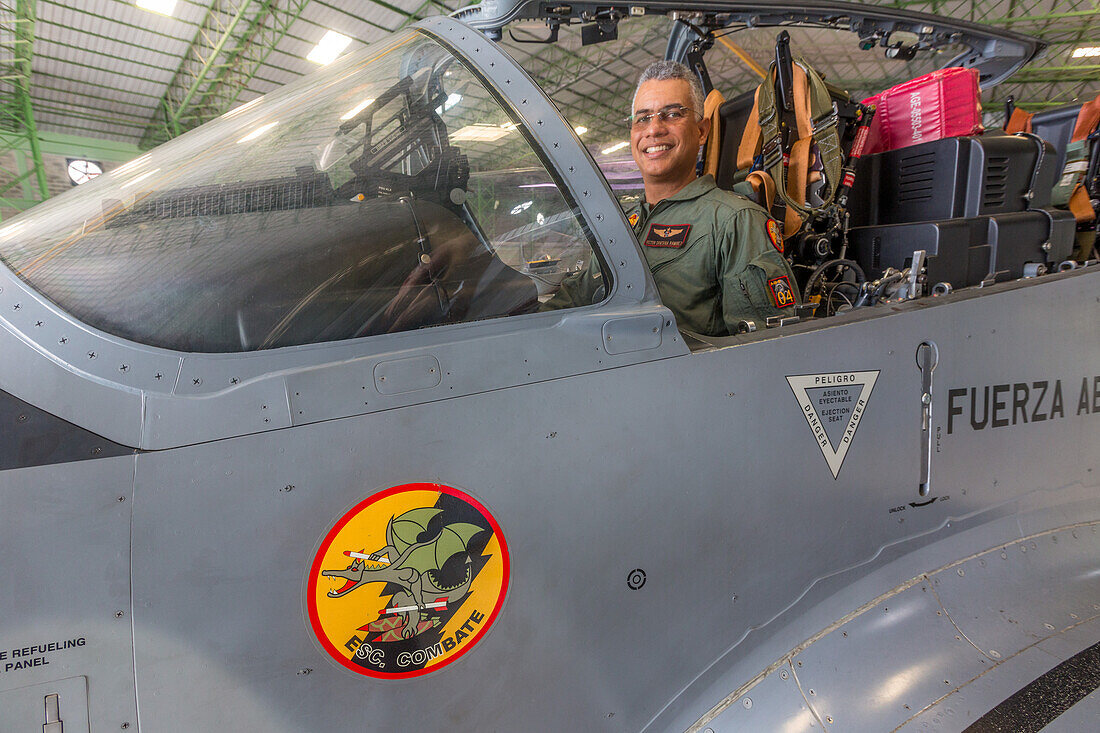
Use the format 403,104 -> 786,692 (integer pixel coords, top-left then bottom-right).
786,371 -> 880,479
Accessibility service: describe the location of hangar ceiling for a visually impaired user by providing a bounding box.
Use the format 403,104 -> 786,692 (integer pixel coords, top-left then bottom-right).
0,0 -> 1098,215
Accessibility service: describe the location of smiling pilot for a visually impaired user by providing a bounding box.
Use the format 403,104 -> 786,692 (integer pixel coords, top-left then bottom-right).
548,60 -> 800,335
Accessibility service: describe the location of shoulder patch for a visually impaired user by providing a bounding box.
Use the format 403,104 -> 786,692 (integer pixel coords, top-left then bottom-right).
644,223 -> 691,248
768,275 -> 796,308
628,212 -> 639,228
766,219 -> 784,254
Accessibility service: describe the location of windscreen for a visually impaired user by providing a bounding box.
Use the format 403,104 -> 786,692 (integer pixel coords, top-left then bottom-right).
0,30 -> 602,352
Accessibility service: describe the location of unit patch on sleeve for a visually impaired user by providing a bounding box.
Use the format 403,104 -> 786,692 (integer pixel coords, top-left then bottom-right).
768,275 -> 796,308
766,219 -> 783,253
628,212 -> 640,228
644,223 -> 691,248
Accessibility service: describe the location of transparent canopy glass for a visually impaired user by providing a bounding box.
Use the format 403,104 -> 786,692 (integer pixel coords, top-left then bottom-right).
0,30 -> 602,352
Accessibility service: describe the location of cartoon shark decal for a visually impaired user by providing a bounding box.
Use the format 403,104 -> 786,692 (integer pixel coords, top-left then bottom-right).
308,483 -> 509,679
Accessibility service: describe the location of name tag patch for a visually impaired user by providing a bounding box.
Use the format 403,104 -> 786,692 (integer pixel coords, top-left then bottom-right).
768,275 -> 796,308
644,223 -> 691,248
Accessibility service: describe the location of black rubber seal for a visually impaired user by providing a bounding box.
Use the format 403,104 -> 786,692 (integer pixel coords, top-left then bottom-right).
963,639 -> 1100,732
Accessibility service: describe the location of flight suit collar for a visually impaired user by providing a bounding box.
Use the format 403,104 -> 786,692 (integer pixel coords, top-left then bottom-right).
638,175 -> 717,219
660,174 -> 717,204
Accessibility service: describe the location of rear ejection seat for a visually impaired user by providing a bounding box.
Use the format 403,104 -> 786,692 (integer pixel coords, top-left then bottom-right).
1008,96 -> 1100,259
845,131 -> 1076,288
713,84 -> 861,206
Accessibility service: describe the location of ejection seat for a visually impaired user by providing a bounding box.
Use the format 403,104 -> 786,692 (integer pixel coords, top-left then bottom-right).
1006,94 -> 1100,260
711,84 -> 860,214
707,33 -> 1078,301
709,31 -> 859,247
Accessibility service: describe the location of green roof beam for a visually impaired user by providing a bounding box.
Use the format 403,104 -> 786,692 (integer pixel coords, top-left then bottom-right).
143,1 -> 317,148
0,0 -> 48,218
201,0 -> 312,123
15,0 -> 46,198
167,0 -> 257,135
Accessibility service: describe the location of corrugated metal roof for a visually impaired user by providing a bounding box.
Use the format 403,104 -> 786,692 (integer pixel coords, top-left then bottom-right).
7,0 -> 1100,154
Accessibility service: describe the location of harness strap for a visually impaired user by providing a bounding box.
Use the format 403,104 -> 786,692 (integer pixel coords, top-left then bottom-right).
703,88 -> 726,178
745,169 -> 776,211
736,86 -> 762,171
792,64 -> 813,138
1005,107 -> 1033,134
732,52 -> 842,234
1069,183 -> 1096,224
763,59 -> 841,220
1071,93 -> 1100,143
785,136 -> 812,236
808,68 -> 843,205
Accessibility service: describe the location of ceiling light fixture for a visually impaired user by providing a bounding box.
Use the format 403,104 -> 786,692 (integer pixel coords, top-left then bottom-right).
0,222 -> 26,238
1072,46 -> 1100,58
136,0 -> 177,16
450,124 -> 511,142
601,141 -> 629,155
574,126 -> 588,136
112,153 -> 151,176
340,98 -> 375,121
120,169 -> 161,189
307,30 -> 352,65
237,121 -> 278,143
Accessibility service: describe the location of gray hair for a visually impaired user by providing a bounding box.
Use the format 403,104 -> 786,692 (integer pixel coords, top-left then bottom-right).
633,60 -> 705,117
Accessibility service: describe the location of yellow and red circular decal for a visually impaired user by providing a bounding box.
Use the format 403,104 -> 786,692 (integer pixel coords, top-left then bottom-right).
307,483 -> 509,679
767,218 -> 784,253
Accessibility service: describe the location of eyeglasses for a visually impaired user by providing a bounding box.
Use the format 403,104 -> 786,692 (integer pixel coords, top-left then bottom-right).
630,105 -> 697,128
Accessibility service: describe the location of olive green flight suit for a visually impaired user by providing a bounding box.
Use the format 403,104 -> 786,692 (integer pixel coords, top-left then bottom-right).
547,175 -> 800,336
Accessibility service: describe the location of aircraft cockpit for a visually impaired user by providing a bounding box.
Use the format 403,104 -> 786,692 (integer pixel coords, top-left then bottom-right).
0,31 -> 606,353
2,0 -> 1094,366
479,1 -> 1097,335
0,1 -> 1096,379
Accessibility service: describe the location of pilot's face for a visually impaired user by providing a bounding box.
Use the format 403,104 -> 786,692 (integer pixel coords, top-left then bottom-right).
630,79 -> 709,191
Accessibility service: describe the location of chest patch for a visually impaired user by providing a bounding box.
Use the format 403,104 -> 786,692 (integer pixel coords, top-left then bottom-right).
768,275 -> 796,308
644,223 -> 691,248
